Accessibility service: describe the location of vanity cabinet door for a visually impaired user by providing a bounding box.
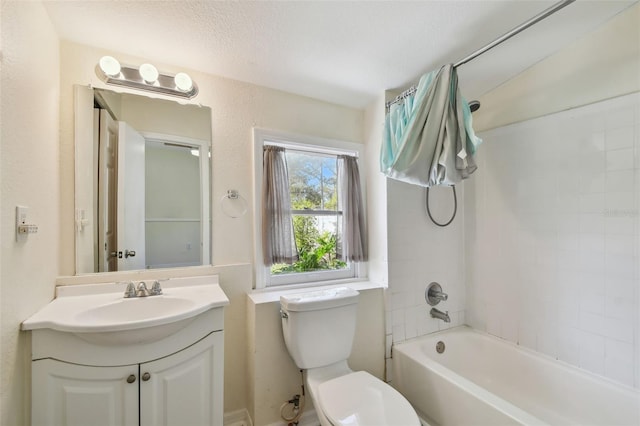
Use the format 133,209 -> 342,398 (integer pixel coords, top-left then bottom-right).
139,331 -> 223,426
32,359 -> 138,426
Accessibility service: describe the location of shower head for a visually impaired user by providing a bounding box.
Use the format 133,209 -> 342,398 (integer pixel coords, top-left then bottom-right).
469,100 -> 481,113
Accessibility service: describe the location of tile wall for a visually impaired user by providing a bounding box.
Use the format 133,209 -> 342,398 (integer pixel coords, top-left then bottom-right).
465,93 -> 639,388
385,178 -> 467,380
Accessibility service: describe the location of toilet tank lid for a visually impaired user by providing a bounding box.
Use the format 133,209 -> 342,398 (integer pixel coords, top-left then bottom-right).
280,287 -> 359,312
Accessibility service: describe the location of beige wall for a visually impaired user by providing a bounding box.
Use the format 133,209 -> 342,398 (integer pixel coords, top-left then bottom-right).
363,94 -> 389,286
474,3 -> 640,132
0,2 -> 60,424
57,38 -> 368,423
59,41 -> 364,276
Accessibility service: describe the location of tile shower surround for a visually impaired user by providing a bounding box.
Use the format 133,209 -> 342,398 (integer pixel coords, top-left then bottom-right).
466,93 -> 639,388
385,93 -> 638,388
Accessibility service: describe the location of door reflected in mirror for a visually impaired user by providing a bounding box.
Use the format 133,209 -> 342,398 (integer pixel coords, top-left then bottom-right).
75,86 -> 212,274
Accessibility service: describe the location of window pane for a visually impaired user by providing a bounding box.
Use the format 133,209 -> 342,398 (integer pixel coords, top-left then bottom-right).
271,213 -> 347,275
286,152 -> 337,211
270,149 -> 348,280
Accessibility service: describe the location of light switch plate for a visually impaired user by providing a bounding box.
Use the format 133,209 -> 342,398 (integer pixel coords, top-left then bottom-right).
16,206 -> 28,241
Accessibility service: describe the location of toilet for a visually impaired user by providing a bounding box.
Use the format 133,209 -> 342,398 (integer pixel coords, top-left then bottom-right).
280,287 -> 420,426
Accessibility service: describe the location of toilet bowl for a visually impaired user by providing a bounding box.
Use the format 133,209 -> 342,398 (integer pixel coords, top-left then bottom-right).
280,287 -> 420,426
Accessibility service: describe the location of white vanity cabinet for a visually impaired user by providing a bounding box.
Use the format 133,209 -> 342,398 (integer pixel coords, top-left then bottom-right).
32,361 -> 139,426
32,331 -> 222,426
23,278 -> 229,426
140,332 -> 222,426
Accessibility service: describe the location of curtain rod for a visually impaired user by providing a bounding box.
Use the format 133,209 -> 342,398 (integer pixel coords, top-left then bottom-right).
386,0 -> 576,111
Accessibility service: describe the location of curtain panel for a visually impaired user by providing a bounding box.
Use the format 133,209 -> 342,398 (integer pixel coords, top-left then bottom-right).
262,146 -> 298,266
337,155 -> 368,262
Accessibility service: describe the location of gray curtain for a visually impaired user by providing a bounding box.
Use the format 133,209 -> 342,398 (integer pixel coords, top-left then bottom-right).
337,155 -> 367,262
262,146 -> 297,266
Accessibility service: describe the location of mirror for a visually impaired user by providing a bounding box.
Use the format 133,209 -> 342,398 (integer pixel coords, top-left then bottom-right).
74,86 -> 212,274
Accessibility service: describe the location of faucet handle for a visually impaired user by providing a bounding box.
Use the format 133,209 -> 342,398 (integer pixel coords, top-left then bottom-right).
123,281 -> 136,298
426,282 -> 448,306
136,282 -> 149,297
150,280 -> 163,296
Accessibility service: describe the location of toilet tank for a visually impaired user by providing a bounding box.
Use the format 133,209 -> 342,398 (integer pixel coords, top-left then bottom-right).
280,287 -> 359,369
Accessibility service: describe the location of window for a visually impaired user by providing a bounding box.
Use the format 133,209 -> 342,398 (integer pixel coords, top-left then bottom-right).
253,129 -> 367,288
271,149 -> 351,284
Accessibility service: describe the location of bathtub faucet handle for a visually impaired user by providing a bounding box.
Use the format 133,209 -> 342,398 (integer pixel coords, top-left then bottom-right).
426,282 -> 448,306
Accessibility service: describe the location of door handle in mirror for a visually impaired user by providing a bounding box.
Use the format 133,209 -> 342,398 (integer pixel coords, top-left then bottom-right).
125,249 -> 136,258
110,251 -> 122,259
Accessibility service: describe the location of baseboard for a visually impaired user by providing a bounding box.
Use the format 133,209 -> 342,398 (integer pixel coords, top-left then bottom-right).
264,408 -> 319,426
224,408 -> 253,426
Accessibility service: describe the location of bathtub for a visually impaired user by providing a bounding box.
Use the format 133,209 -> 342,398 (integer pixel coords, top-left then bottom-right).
392,326 -> 639,426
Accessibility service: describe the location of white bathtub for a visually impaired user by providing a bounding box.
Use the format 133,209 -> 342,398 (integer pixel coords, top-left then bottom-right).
392,326 -> 640,426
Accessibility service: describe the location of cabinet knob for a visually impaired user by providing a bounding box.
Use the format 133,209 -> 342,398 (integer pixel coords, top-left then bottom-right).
142,372 -> 151,381
126,374 -> 136,384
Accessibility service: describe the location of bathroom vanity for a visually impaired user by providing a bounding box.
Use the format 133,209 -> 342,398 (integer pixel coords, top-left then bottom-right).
22,276 -> 228,426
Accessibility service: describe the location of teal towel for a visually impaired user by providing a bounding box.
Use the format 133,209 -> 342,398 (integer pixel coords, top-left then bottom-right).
381,64 -> 482,187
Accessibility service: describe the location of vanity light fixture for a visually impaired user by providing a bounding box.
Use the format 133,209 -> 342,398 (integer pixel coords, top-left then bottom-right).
139,63 -> 159,84
96,56 -> 198,99
174,72 -> 194,92
99,56 -> 121,77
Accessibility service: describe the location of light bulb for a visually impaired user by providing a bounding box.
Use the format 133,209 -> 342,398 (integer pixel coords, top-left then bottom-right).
99,56 -> 121,77
174,72 -> 193,92
190,149 -> 200,157
139,63 -> 159,84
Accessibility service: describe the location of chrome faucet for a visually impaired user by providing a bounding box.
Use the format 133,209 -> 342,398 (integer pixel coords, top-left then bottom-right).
124,281 -> 137,298
150,280 -> 163,296
136,282 -> 150,297
430,308 -> 451,323
123,280 -> 164,298
426,282 -> 448,306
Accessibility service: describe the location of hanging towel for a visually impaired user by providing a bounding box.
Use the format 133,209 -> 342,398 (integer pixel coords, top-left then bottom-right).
381,64 -> 482,187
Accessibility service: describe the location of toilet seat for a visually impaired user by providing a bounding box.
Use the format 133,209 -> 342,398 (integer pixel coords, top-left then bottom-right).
317,371 -> 420,426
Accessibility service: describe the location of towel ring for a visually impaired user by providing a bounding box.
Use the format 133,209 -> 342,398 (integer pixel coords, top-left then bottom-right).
221,190 -> 248,218
425,185 -> 457,227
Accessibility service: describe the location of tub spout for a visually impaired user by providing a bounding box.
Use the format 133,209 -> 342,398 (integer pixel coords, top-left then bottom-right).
430,308 -> 450,323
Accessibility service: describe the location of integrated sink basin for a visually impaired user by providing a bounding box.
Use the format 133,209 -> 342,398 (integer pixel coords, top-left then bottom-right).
22,276 -> 229,345
76,296 -> 196,325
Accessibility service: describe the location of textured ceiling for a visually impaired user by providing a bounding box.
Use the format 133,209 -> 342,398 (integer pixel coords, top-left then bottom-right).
44,1 -> 636,109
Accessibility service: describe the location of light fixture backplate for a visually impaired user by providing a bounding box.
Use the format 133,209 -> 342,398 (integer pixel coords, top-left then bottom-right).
96,63 -> 198,99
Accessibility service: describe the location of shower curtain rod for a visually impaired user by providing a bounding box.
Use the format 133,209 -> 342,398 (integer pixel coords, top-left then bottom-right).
385,0 -> 576,111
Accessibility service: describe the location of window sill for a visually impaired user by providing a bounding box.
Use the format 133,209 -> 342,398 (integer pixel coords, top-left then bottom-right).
248,279 -> 386,305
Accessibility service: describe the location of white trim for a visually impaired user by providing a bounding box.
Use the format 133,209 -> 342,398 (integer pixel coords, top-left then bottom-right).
252,128 -> 367,290
269,265 -> 355,286
224,408 -> 253,426
256,128 -> 362,156
265,140 -> 358,158
141,132 -> 208,148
